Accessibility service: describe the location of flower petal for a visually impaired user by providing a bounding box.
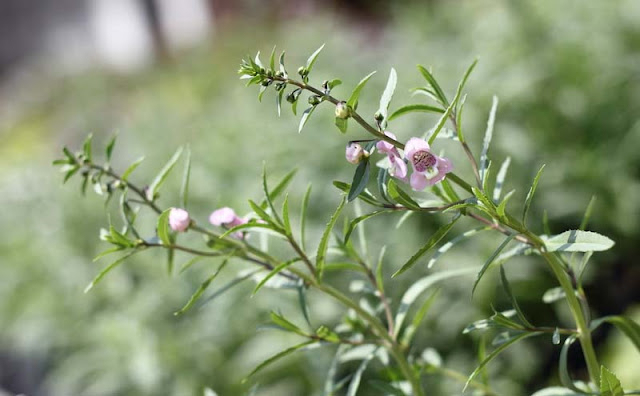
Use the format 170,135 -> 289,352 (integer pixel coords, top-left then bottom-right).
209,207 -> 236,226
437,156 -> 453,174
389,154 -> 408,179
376,131 -> 398,154
404,137 -> 431,160
410,172 -> 429,191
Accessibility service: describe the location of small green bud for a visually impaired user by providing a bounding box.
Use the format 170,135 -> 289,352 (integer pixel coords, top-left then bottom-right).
374,111 -> 384,122
335,101 -> 349,119
286,91 -> 298,103
297,66 -> 308,77
275,71 -> 284,78
308,96 -> 321,106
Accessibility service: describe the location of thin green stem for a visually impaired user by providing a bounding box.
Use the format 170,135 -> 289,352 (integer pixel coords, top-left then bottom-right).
433,366 -> 499,396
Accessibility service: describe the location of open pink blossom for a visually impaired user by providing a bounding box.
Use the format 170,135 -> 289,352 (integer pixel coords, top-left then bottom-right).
345,142 -> 365,164
169,208 -> 190,232
404,137 -> 453,190
209,207 -> 247,238
376,131 -> 407,180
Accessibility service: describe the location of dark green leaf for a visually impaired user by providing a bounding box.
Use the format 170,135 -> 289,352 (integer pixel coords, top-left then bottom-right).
243,340 -> 316,382
387,179 -> 420,209
392,214 -> 461,277
105,133 -> 117,162
347,159 -> 371,202
333,181 -> 381,207
174,259 -> 229,315
417,65 -> 448,106
297,285 -> 312,328
500,266 -> 534,328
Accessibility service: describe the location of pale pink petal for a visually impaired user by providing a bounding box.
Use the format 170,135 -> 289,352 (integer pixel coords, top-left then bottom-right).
437,156 -> 453,174
404,137 -> 431,160
425,170 -> 447,186
410,172 -> 429,191
376,131 -> 398,153
389,154 -> 408,180
209,207 -> 236,226
345,143 -> 364,164
169,208 -> 190,232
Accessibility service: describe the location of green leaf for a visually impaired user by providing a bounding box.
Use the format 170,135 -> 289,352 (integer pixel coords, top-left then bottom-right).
417,65 -> 448,106
218,221 -> 279,239
393,214 -> 461,277
277,88 -> 284,117
300,184 -> 312,251
84,250 -> 139,293
479,96 -> 498,182
472,234 -> 516,295
305,43 -> 325,73
335,117 -> 348,133
493,156 -> 511,202
499,266 -> 534,328
260,168 -> 297,210
333,181 -> 381,207
261,164 -> 283,226
347,159 -> 371,202
375,245 -> 387,292
297,285 -> 312,328
279,51 -> 287,75
344,210 -> 389,244
346,348 -> 377,396
368,381 -> 406,396
248,199 -> 279,228
83,133 -> 93,162
253,258 -> 300,295
400,289 -> 440,345
522,164 -> 546,224
299,105 -> 317,133
456,59 -> 478,107
243,340 -> 316,382
180,146 -> 191,209
174,259 -> 229,315
92,246 -> 124,262
328,79 -> 342,90
63,166 -> 80,183
579,196 -> 597,231
394,267 -> 476,337
324,345 -> 348,396
105,133 -> 117,162
544,230 -> 615,252
347,71 -> 376,108
496,189 -> 516,219
558,336 -> 583,392
464,332 -> 538,391
530,388 -> 584,396
281,194 -> 292,235
122,156 -> 145,181
157,209 -> 172,246
388,104 -> 444,121
269,45 -> 276,71
316,197 -> 347,279
270,311 -> 308,336
427,226 -> 490,269
440,178 -> 460,202
426,72 -> 464,144
591,315 -> 640,353
200,269 -> 262,308
147,147 -> 183,200
600,366 -> 625,396
387,179 -> 420,209
377,68 -> 397,124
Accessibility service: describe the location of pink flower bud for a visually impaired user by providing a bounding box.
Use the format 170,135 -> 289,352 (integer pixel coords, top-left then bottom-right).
169,208 -> 190,232
209,207 -> 248,239
345,142 -> 365,164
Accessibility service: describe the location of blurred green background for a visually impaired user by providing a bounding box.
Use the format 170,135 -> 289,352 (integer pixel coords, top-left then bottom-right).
1,1 -> 639,395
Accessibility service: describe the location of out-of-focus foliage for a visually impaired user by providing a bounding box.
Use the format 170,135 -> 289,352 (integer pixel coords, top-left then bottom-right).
1,1 -> 639,395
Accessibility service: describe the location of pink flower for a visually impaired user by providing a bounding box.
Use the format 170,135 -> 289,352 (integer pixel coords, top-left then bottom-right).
404,137 -> 453,190
345,142 -> 365,164
169,208 -> 190,232
209,207 -> 247,238
376,131 -> 407,180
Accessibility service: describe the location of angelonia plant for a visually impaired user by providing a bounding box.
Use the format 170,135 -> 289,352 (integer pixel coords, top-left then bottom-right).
54,45 -> 640,396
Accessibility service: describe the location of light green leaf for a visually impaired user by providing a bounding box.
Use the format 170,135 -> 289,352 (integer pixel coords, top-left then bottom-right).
347,71 -> 376,108
388,104 -> 444,121
316,197 -> 347,279
580,196 -> 597,231
299,105 -> 317,133
393,214 -> 461,277
496,189 -> 516,219
346,348 -> 377,396
426,85 -> 462,145
157,209 -> 172,246
174,259 -> 229,315
544,230 -> 614,252
559,336 -> 583,392
261,164 -> 283,226
500,265 -> 534,328
305,43 -> 325,73
387,179 -> 420,209
493,156 -> 511,202
522,164 -> 546,224
105,133 -> 117,162
417,65 -> 448,106
335,117 -> 348,133
300,184 -> 312,251
243,340 -> 316,382
472,234 -> 516,295
269,45 -> 276,71
427,226 -> 489,269
270,311 -> 307,336
180,146 -> 191,209
344,210 -> 390,244
333,181 -> 381,207
122,156 -> 145,181
479,96 -> 498,182
378,68 -> 397,123
591,315 -> 640,353
600,366 -> 625,396
260,168 -> 297,210
147,147 -> 183,200
394,267 -> 475,336
253,258 -> 301,295
400,289 -> 440,345
83,133 -> 93,161
84,250 -> 139,293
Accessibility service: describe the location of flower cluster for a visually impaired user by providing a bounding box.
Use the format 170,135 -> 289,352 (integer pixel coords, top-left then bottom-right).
346,132 -> 453,191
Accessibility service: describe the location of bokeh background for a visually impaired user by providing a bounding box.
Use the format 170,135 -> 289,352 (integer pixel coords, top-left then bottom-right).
1,1 -> 639,395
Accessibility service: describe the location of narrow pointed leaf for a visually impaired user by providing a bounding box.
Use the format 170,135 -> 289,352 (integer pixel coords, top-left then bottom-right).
299,106 -> 317,133
157,209 -> 172,246
305,43 -> 325,73
591,315 -> 640,353
270,311 -> 307,336
497,189 -> 516,218
175,260 -> 229,315
417,65 -> 448,106
346,348 -> 377,396
316,197 -> 347,279
559,336 -> 583,392
180,146 -> 191,209
393,214 -> 461,277
579,196 -> 597,231
300,184 -> 312,251
297,285 -> 312,328
347,71 -> 376,108
401,289 -> 440,345
427,226 -> 489,269
522,164 -> 546,224
122,156 -> 145,181
84,250 -> 139,293
260,168 -> 297,209
261,164 -> 283,225
253,258 -> 301,295
269,45 -> 276,71
348,159 -> 370,202
493,156 -> 511,202
344,210 -> 389,244
105,134 -> 117,162
472,234 -> 516,295
200,269 -> 262,308
479,96 -> 498,183
500,266 -> 534,328
600,366 -> 625,396
378,68 -> 397,123
243,340 -> 316,381
388,104 -> 444,121
544,230 -> 614,252
333,181 -> 381,207
148,147 -> 183,200
387,179 -> 420,209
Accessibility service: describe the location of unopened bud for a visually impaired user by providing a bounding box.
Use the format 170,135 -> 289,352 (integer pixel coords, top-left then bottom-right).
345,142 -> 365,164
335,101 -> 350,119
308,96 -> 321,105
169,208 -> 191,232
374,111 -> 384,122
